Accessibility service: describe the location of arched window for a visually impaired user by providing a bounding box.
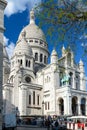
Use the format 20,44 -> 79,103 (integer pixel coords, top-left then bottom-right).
33,91 -> 35,105
28,61 -> 31,67
44,56 -> 46,64
35,53 -> 38,61
29,95 -> 31,105
37,95 -> 39,105
26,60 -> 28,67
20,59 -> 22,65
69,72 -> 73,86
40,54 -> 43,62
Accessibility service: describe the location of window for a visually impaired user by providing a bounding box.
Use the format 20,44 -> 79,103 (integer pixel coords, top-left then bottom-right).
35,53 -> 38,61
25,76 -> 31,83
28,61 -> 31,67
40,54 -> 43,62
29,95 -> 31,105
69,72 -> 73,85
20,59 -> 22,65
48,102 -> 50,110
29,40 -> 33,42
44,56 -> 46,64
35,40 -> 38,43
37,95 -> 39,105
26,60 -> 28,67
33,91 -> 35,105
40,41 -> 43,45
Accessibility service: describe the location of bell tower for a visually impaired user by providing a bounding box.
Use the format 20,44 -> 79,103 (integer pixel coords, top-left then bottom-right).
0,0 -> 7,129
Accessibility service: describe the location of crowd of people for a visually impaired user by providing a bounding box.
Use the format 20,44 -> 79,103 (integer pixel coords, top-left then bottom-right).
41,116 -> 67,130
17,115 -> 67,130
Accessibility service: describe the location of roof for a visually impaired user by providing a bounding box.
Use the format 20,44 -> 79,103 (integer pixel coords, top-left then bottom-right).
13,31 -> 33,56
18,9 -> 46,42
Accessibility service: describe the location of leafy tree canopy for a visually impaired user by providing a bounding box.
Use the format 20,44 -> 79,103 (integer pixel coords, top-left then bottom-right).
35,0 -> 87,59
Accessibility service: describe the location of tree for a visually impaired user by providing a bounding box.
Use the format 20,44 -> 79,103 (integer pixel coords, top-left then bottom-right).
35,0 -> 87,58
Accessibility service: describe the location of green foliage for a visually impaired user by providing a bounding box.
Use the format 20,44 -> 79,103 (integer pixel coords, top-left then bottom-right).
35,0 -> 87,61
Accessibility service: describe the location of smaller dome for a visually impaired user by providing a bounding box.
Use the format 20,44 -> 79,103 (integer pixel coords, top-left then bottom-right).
13,31 -> 33,56
51,49 -> 58,56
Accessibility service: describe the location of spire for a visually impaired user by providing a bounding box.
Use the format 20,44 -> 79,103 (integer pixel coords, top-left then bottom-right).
79,59 -> 84,66
30,9 -> 35,24
62,44 -> 65,50
62,45 -> 66,56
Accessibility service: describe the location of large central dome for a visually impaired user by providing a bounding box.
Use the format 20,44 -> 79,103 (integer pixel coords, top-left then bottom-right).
18,9 -> 46,42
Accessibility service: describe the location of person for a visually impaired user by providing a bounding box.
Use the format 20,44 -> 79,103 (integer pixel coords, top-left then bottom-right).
45,119 -> 50,130
54,120 -> 59,130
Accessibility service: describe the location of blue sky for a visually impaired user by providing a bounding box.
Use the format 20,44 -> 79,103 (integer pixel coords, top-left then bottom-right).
4,0 -> 87,77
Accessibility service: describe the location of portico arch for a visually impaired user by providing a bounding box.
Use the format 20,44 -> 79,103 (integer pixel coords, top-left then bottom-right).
58,98 -> 64,115
81,98 -> 86,115
72,96 -> 78,115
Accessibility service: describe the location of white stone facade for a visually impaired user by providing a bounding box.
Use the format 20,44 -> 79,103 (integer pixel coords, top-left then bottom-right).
3,9 -> 87,118
0,0 -> 7,129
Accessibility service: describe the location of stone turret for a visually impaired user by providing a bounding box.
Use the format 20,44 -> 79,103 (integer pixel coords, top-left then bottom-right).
62,45 -> 66,57
79,59 -> 86,90
51,49 -> 58,64
79,59 -> 84,73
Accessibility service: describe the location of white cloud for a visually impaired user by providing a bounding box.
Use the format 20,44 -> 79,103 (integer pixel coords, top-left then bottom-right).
5,0 -> 41,17
6,42 -> 15,59
4,36 -> 9,45
4,36 -> 15,59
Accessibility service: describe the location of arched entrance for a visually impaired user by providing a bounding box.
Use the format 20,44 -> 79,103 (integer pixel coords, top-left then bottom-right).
81,98 -> 86,115
72,96 -> 78,115
58,98 -> 64,115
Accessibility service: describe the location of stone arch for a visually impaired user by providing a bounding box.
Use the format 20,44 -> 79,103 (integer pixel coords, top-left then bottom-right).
58,97 -> 64,115
81,97 -> 86,115
72,96 -> 78,115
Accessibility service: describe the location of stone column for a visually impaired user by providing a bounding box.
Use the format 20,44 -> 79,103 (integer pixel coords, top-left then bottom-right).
21,87 -> 27,116
64,96 -> 67,115
78,98 -> 81,115
19,86 -> 27,116
68,95 -> 72,115
0,1 -> 7,130
72,72 -> 75,89
86,99 -> 87,116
